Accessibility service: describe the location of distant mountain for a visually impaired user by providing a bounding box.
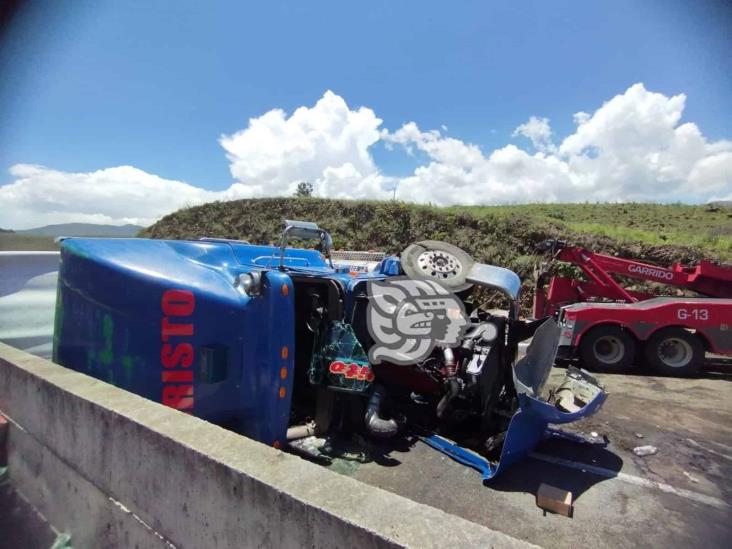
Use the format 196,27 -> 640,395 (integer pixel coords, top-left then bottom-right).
17,223 -> 145,238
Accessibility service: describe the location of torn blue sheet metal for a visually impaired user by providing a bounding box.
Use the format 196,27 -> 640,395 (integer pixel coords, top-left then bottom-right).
422,383 -> 607,481
422,319 -> 608,481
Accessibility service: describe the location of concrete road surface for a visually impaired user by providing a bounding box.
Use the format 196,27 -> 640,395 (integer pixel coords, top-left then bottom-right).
323,364 -> 732,548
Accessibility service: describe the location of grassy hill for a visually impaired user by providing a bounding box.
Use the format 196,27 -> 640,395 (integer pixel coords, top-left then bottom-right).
142,198 -> 731,313
143,198 -> 731,263
452,202 -> 732,259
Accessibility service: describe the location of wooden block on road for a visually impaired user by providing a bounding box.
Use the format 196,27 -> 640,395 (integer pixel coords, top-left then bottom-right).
537,483 -> 573,517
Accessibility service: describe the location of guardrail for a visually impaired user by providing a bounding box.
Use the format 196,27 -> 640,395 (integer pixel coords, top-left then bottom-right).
0,251 -> 59,359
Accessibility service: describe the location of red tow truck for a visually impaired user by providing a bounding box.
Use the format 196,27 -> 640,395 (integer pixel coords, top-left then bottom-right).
533,240 -> 732,375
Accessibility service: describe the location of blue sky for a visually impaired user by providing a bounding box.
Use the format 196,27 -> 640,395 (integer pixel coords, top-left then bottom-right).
1,0 -> 731,227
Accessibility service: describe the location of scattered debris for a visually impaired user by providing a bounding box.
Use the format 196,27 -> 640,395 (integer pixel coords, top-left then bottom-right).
584,431 -> 606,445
555,391 -> 581,413
683,471 -> 700,483
537,483 -> 573,517
633,445 -> 658,457
634,433 -> 644,439
50,533 -> 73,549
288,436 -> 330,463
553,370 -> 604,414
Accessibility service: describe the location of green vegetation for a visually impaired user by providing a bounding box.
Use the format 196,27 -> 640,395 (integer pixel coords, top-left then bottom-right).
144,198 -> 730,262
452,202 -> 732,258
294,181 -> 314,197
0,233 -> 58,251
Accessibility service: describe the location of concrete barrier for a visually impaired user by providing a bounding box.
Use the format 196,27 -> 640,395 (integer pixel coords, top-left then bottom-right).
0,343 -> 532,548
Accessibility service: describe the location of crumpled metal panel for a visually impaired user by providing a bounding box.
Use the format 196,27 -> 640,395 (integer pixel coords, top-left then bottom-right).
423,317 -> 607,481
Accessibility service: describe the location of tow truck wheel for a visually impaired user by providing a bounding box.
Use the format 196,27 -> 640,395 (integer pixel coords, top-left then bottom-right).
579,325 -> 636,372
644,328 -> 704,377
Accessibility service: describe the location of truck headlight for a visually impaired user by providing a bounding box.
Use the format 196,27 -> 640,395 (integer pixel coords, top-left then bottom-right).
235,271 -> 262,296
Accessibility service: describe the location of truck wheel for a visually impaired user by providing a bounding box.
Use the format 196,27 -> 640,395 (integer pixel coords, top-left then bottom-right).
644,328 -> 704,377
401,240 -> 474,292
579,325 -> 636,372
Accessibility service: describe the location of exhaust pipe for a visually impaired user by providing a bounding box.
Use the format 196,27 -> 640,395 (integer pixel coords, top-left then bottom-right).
286,422 -> 318,441
365,385 -> 398,438
436,377 -> 460,418
286,389 -> 334,441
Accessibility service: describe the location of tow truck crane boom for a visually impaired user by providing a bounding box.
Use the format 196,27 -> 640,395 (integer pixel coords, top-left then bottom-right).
534,239 -> 732,318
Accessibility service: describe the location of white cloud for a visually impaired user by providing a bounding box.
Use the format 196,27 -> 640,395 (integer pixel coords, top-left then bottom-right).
219,90 -> 388,199
0,164 -> 248,229
512,116 -> 556,153
387,83 -> 732,204
2,83 -> 731,229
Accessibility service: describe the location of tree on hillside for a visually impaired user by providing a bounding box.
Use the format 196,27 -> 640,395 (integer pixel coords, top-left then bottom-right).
294,182 -> 313,197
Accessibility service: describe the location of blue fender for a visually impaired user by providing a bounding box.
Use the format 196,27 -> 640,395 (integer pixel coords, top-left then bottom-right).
422,386 -> 607,481
423,318 -> 608,480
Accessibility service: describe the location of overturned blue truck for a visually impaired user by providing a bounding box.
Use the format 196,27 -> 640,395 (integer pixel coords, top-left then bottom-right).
53,220 -> 606,480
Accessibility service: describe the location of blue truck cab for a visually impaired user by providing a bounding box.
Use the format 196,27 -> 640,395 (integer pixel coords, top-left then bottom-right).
54,220 -> 606,479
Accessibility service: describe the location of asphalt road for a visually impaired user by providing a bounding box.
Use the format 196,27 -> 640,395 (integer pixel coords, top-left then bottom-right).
323,361 -> 732,549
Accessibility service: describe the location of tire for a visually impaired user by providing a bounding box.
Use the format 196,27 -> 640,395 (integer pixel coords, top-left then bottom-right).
644,327 -> 704,377
400,240 -> 475,292
579,324 -> 636,372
